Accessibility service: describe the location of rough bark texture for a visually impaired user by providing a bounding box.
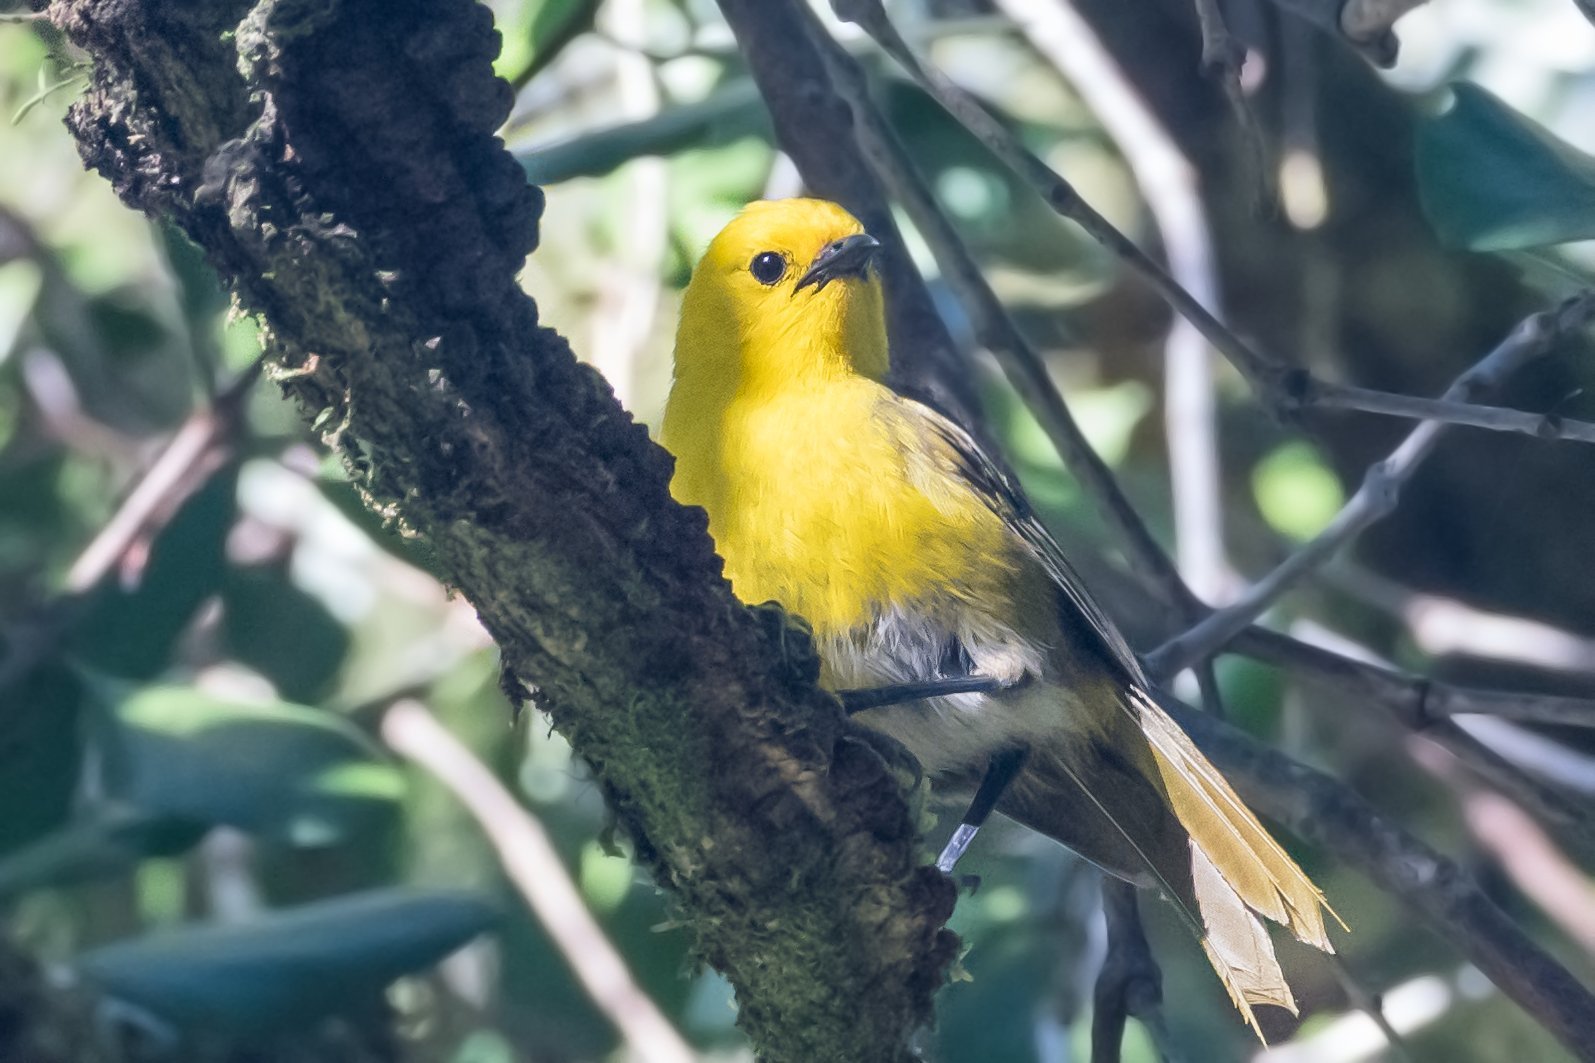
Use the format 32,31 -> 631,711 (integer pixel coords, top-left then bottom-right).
47,0 -> 957,1058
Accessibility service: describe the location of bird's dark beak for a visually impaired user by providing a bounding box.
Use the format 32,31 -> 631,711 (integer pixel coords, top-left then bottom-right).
793,233 -> 881,294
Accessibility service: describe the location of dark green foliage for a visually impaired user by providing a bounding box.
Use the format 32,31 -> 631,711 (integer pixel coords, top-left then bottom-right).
1417,83 -> 1595,251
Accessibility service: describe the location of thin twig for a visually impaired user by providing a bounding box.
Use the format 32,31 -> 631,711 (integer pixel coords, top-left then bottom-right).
832,0 -> 1289,401
1191,0 -> 1276,211
1091,880 -> 1183,1063
1458,717 -> 1595,799
1306,380 -> 1595,444
990,0 -> 1231,606
800,8 -> 1196,613
1147,291 -> 1595,679
1325,562 -> 1595,675
382,699 -> 697,1063
65,358 -> 260,593
1235,625 -> 1595,731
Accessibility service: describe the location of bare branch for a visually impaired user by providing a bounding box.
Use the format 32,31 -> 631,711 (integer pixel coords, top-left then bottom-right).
1305,379 -> 1595,444
1147,291 -> 1595,679
831,0 -> 1290,402
1091,880 -> 1184,1063
1191,0 -> 1275,210
1423,755 -> 1595,956
382,700 -> 696,1063
0,358 -> 261,694
989,0 -> 1231,605
1235,626 -> 1595,732
1232,626 -> 1595,851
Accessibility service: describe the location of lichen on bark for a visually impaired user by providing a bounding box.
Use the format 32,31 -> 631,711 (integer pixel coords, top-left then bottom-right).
48,0 -> 957,1057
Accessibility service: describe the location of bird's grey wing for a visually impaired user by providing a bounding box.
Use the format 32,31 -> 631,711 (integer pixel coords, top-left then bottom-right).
887,395 -> 1148,686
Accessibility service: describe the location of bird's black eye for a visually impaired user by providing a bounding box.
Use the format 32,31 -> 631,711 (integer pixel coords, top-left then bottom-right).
749,251 -> 787,285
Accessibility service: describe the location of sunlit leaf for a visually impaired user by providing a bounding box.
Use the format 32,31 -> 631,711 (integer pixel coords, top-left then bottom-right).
495,0 -> 600,88
1416,83 -> 1595,251
1252,441 -> 1344,541
99,685 -> 403,845
78,888 -> 499,1034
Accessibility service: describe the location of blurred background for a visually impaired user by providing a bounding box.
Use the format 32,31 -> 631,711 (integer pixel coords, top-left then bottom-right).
2,0 -> 1595,1060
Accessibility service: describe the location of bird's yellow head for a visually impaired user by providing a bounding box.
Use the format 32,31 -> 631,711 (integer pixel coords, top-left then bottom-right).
673,198 -> 889,394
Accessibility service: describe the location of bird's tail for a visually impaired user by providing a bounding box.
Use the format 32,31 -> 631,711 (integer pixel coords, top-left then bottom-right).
998,685 -> 1338,1035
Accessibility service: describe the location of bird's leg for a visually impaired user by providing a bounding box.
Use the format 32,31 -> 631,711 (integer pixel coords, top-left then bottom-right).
936,746 -> 1029,875
837,675 -> 1004,713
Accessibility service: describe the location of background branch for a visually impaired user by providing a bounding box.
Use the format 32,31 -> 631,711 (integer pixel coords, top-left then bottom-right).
382,699 -> 694,1063
992,0 -> 1231,606
1162,695 -> 1595,1056
1148,291 -> 1595,678
1304,380 -> 1595,444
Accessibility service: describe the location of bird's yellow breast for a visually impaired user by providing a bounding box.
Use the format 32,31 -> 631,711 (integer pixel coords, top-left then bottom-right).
664,375 -> 1024,640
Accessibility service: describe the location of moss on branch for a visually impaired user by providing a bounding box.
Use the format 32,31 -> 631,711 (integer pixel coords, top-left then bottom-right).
49,0 -> 956,1057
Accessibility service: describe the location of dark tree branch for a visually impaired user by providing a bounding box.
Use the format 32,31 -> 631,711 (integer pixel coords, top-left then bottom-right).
46,1 -> 955,1059
1091,880 -> 1182,1063
1233,628 -> 1595,852
1161,696 -> 1595,1058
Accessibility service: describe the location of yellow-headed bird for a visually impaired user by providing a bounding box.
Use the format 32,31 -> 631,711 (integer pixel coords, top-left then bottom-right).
662,198 -> 1335,1030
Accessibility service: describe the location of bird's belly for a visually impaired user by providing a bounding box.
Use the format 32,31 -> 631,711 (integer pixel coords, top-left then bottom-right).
815,600 -> 1066,778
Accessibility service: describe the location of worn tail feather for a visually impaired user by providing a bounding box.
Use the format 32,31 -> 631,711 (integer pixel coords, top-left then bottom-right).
1192,843 -> 1294,1034
1126,686 -> 1339,953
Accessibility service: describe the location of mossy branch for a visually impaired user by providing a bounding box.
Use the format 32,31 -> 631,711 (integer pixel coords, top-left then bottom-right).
46,0 -> 956,1058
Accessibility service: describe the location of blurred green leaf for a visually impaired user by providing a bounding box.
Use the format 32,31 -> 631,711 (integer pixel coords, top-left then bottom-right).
100,685 -> 403,845
69,463 -> 238,680
0,810 -> 205,901
518,80 -> 769,186
77,887 -> 499,1034
1416,83 -> 1595,251
452,1029 -> 518,1063
221,566 -> 350,703
495,0 -> 600,87
1252,441 -> 1344,541
0,661 -> 84,855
